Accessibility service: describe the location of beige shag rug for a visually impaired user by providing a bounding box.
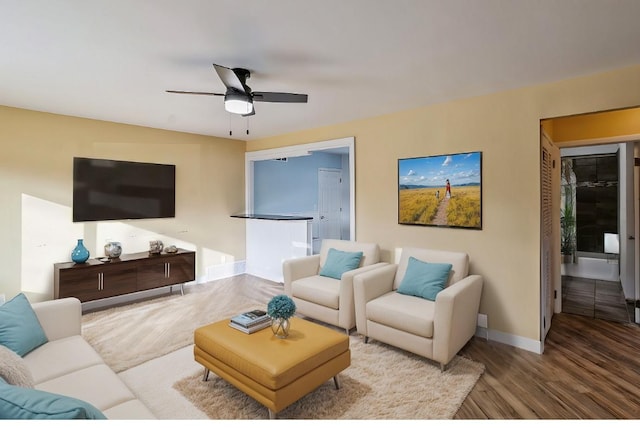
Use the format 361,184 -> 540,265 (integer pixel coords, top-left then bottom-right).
173,337 -> 484,419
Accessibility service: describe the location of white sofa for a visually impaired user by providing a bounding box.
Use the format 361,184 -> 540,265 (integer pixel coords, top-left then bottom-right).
353,247 -> 483,370
22,297 -> 155,419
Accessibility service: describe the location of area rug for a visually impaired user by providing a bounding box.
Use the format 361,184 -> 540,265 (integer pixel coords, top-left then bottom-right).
172,337 -> 484,419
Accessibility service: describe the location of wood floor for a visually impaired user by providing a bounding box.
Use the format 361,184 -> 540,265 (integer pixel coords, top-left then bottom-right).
455,312 -> 640,419
562,275 -> 634,323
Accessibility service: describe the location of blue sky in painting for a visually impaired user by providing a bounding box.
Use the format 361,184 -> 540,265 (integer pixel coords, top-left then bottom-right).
399,152 -> 481,188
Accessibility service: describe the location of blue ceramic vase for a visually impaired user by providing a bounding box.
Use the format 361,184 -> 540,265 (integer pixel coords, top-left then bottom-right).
71,239 -> 90,263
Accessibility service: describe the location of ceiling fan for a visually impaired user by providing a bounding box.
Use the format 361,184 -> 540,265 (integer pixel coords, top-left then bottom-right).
166,63 -> 308,116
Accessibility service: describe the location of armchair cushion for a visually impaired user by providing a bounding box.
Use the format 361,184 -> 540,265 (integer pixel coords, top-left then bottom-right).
291,276 -> 340,309
366,292 -> 435,338
0,294 -> 48,357
319,248 -> 363,280
397,257 -> 452,301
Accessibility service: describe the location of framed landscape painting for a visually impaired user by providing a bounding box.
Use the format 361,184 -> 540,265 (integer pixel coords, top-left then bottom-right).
398,151 -> 482,229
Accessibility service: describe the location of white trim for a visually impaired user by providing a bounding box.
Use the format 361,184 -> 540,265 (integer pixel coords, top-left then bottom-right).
245,137 -> 356,240
205,260 -> 247,281
475,328 -> 543,354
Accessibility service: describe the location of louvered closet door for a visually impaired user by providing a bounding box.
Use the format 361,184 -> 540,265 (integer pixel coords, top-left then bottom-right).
540,128 -> 559,342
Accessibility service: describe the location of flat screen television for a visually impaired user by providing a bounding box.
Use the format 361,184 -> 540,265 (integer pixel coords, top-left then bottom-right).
73,157 -> 176,222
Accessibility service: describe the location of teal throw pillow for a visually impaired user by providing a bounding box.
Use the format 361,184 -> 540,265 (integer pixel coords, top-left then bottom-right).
0,378 -> 106,419
319,248 -> 364,280
397,257 -> 452,301
0,293 -> 48,357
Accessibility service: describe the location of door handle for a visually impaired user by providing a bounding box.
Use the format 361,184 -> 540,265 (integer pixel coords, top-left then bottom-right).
629,236 -> 635,240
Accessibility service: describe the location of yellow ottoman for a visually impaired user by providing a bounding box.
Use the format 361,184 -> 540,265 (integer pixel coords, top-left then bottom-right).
194,317 -> 351,418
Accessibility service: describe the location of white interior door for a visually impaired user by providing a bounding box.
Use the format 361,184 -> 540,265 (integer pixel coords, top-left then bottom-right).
318,168 -> 342,242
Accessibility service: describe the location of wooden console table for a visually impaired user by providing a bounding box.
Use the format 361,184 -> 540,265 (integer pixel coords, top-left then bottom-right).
54,249 -> 195,302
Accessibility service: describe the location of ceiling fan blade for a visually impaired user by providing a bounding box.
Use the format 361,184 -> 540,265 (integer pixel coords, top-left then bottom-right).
213,63 -> 246,93
166,90 -> 224,96
253,92 -> 308,103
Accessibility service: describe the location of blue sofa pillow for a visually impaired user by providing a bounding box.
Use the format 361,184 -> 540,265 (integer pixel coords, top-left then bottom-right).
319,248 -> 364,280
397,257 -> 452,301
0,378 -> 106,419
0,293 -> 48,357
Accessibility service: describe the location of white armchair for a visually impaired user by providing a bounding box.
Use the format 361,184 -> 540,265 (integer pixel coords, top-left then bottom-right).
283,239 -> 386,335
353,247 -> 483,370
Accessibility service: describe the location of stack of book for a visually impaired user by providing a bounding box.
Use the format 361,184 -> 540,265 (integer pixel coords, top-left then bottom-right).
229,309 -> 271,334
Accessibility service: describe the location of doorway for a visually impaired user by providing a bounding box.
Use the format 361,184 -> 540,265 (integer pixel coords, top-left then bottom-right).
245,137 -> 356,251
559,144 -> 635,323
540,108 -> 640,342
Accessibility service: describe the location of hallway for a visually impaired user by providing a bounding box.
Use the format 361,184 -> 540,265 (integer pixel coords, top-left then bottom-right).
562,276 -> 635,323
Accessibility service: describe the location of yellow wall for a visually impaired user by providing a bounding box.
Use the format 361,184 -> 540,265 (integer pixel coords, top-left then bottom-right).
247,65 -> 640,343
542,106 -> 640,144
0,106 -> 246,302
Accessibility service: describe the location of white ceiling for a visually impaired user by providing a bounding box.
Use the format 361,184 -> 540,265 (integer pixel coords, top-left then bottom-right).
2,0 -> 640,141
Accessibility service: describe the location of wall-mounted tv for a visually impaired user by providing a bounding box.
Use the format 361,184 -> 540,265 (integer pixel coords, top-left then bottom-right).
73,157 -> 176,222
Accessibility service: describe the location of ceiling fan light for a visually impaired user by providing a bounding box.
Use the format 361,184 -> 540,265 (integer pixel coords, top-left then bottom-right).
224,93 -> 253,115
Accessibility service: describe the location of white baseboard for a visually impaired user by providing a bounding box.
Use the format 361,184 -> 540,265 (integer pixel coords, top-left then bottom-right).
475,327 -> 542,355
205,260 -> 246,281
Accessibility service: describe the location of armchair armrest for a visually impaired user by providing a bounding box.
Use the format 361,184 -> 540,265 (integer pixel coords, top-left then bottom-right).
31,297 -> 82,342
283,255 -> 321,295
353,264 -> 398,335
433,274 -> 483,365
338,262 -> 388,329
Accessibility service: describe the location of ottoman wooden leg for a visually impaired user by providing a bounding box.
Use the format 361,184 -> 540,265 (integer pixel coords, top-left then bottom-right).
202,368 -> 210,381
268,409 -> 276,419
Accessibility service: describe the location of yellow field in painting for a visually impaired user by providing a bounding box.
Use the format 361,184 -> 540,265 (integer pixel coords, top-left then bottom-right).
399,187 -> 443,224
399,186 -> 481,227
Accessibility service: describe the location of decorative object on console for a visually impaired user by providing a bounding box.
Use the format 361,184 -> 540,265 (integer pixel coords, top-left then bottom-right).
164,245 -> 178,254
71,239 -> 90,264
398,151 -> 482,229
149,240 -> 164,255
267,294 -> 296,339
103,241 -> 122,259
